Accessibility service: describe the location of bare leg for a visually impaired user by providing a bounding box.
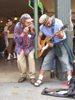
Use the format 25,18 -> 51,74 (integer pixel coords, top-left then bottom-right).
34,70 -> 46,87
67,70 -> 71,76
7,53 -> 11,60
13,53 -> 17,59
67,70 -> 72,84
40,70 -> 46,75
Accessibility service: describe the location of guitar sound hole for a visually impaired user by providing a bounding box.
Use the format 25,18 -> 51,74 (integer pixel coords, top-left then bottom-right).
45,42 -> 47,46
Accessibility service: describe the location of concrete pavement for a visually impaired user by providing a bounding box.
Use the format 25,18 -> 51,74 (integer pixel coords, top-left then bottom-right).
0,54 -> 74,100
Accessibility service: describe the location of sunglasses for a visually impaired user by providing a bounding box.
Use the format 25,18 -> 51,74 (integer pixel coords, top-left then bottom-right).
45,20 -> 50,26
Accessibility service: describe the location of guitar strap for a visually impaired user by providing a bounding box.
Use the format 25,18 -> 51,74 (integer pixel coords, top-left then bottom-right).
51,15 -> 55,42
52,23 -> 55,34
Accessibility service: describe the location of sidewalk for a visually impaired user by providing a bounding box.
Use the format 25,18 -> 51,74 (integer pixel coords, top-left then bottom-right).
0,80 -> 74,100
0,55 -> 74,100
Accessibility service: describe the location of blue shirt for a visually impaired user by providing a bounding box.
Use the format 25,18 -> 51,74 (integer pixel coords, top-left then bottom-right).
39,18 -> 67,43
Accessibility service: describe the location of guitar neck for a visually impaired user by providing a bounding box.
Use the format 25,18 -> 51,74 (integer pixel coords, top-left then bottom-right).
46,24 -> 67,43
46,33 -> 56,43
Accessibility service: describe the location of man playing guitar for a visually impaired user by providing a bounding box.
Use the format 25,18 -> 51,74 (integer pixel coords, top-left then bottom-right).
34,14 -> 74,87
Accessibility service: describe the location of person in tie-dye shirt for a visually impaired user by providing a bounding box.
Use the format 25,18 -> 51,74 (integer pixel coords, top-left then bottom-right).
14,13 -> 36,84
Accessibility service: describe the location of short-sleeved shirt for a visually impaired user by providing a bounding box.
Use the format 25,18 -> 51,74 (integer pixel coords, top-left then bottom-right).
39,18 -> 67,43
14,22 -> 36,55
4,25 -> 8,32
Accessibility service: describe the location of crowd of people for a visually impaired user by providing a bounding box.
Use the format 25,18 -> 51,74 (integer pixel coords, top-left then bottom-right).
0,13 -> 75,86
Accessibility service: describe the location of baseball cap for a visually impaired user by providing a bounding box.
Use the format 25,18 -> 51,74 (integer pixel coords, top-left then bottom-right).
39,14 -> 49,25
21,13 -> 34,22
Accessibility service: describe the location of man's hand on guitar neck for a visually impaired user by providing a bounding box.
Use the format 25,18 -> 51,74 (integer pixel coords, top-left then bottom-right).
55,31 -> 64,38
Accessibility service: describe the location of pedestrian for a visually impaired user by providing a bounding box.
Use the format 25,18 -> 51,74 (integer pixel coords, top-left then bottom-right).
4,21 -> 9,48
14,13 -> 36,84
6,18 -> 16,60
34,14 -> 75,87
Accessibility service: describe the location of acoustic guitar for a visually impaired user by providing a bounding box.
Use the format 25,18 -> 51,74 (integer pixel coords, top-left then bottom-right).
37,24 -> 68,57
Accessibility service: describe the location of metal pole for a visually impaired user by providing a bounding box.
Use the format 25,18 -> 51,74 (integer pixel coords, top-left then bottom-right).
34,0 -> 38,58
55,0 -> 72,80
55,0 -> 72,50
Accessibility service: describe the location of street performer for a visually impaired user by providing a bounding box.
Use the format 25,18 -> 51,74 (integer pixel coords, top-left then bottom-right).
34,14 -> 75,87
14,13 -> 36,84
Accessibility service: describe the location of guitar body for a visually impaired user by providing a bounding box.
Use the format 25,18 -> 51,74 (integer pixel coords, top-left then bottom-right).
37,36 -> 50,57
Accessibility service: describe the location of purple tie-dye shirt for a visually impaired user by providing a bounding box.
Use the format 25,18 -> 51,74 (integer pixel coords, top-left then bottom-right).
14,22 -> 36,55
